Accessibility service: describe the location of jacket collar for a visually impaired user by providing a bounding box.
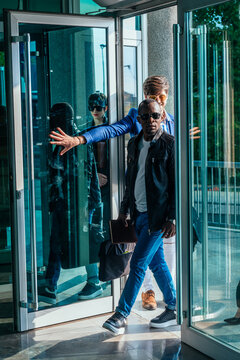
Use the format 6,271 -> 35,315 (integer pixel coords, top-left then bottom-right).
134,126 -> 163,147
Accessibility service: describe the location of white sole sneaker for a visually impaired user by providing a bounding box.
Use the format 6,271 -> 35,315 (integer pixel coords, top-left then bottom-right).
102,322 -> 125,335
149,319 -> 177,328
38,295 -> 57,305
78,288 -> 103,300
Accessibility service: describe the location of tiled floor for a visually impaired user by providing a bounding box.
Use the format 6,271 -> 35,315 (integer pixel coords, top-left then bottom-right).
1,226 -> 239,359
0,311 -> 212,360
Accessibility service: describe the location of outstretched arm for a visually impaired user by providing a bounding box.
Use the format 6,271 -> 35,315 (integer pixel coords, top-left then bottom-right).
49,109 -> 137,155
83,112 -> 136,144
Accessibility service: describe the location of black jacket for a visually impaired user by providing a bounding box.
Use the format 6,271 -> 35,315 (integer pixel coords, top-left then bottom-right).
120,128 -> 175,233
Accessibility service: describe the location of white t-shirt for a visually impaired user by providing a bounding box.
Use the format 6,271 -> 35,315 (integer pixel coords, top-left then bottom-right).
134,136 -> 151,212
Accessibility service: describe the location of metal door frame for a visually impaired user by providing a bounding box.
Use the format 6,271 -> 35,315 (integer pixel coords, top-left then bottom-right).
177,1 -> 240,359
4,10 -> 120,332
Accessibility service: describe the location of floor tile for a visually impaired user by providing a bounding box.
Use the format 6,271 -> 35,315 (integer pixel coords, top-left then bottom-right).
0,312 -> 215,360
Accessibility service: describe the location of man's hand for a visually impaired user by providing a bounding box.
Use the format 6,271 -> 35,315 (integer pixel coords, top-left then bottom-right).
118,213 -> 128,227
161,221 -> 176,239
49,127 -> 86,155
98,173 -> 108,187
189,126 -> 201,140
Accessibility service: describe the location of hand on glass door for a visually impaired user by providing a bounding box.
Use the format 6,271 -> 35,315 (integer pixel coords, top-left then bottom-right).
189,126 -> 201,139
49,127 -> 86,156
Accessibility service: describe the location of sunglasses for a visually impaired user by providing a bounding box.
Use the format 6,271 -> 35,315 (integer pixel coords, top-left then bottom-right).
148,94 -> 167,102
88,105 -> 104,112
140,112 -> 161,121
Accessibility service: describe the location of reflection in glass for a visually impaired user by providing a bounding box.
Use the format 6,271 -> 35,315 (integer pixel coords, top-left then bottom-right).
80,0 -> 105,15
123,46 -> 138,116
0,50 -> 13,333
189,0 -> 240,351
123,45 -> 138,167
19,24 -> 111,310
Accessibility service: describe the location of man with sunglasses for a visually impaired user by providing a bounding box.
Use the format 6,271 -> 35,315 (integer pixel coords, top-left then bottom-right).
102,99 -> 176,334
49,76 -> 176,311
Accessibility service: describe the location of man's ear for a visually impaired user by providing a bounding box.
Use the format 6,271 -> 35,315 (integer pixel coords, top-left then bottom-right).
137,115 -> 142,124
105,106 -> 108,112
144,94 -> 147,99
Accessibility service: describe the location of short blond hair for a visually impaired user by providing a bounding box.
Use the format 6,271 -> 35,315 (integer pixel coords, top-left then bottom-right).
143,75 -> 169,95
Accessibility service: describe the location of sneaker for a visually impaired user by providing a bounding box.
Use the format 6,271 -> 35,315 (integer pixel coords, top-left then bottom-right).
142,290 -> 157,310
224,316 -> 240,325
78,283 -> 103,300
38,287 -> 57,305
102,312 -> 127,335
150,307 -> 177,328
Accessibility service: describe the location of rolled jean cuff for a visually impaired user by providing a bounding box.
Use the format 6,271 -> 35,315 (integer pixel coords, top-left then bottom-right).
115,307 -> 128,319
166,304 -> 176,311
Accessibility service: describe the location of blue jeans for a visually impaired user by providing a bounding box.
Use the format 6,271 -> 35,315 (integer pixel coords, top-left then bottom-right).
116,212 -> 176,318
85,263 -> 99,286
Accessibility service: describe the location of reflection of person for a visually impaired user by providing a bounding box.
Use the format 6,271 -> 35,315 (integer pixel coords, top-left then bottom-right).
224,281 -> 240,325
39,103 -> 103,304
49,76 -> 177,311
103,99 -> 176,335
0,105 -> 9,250
78,92 -> 110,300
88,92 -> 110,238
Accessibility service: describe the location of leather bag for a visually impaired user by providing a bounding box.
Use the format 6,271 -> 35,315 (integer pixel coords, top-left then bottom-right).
98,240 -> 135,282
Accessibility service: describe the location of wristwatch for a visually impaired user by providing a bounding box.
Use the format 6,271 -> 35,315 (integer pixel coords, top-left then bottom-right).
168,219 -> 176,225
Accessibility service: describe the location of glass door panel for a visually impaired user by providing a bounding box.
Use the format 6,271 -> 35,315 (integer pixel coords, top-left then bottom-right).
19,25 -> 110,310
5,11 -> 118,331
0,24 -> 13,335
122,20 -> 143,171
177,0 -> 240,358
188,3 -> 240,351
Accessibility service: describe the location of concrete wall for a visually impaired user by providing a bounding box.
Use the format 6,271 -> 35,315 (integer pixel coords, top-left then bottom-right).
147,6 -> 177,116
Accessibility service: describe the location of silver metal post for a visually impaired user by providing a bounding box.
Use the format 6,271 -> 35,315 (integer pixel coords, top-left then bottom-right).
23,33 -> 38,311
187,13 -> 195,325
219,167 -> 221,223
197,166 -> 199,216
223,39 -> 232,299
234,170 -> 236,226
213,44 -> 219,162
198,25 -> 208,316
173,23 -> 182,325
211,168 -> 214,223
223,40 -> 231,165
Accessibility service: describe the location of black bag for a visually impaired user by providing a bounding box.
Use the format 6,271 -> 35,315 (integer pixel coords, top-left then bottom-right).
98,240 -> 135,282
109,219 -> 138,244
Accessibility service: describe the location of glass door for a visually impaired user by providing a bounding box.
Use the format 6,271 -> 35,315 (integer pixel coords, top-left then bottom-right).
176,0 -> 240,359
0,22 -> 13,335
5,10 -> 119,331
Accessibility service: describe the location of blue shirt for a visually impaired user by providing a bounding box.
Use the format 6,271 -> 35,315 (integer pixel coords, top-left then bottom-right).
83,108 -> 174,144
